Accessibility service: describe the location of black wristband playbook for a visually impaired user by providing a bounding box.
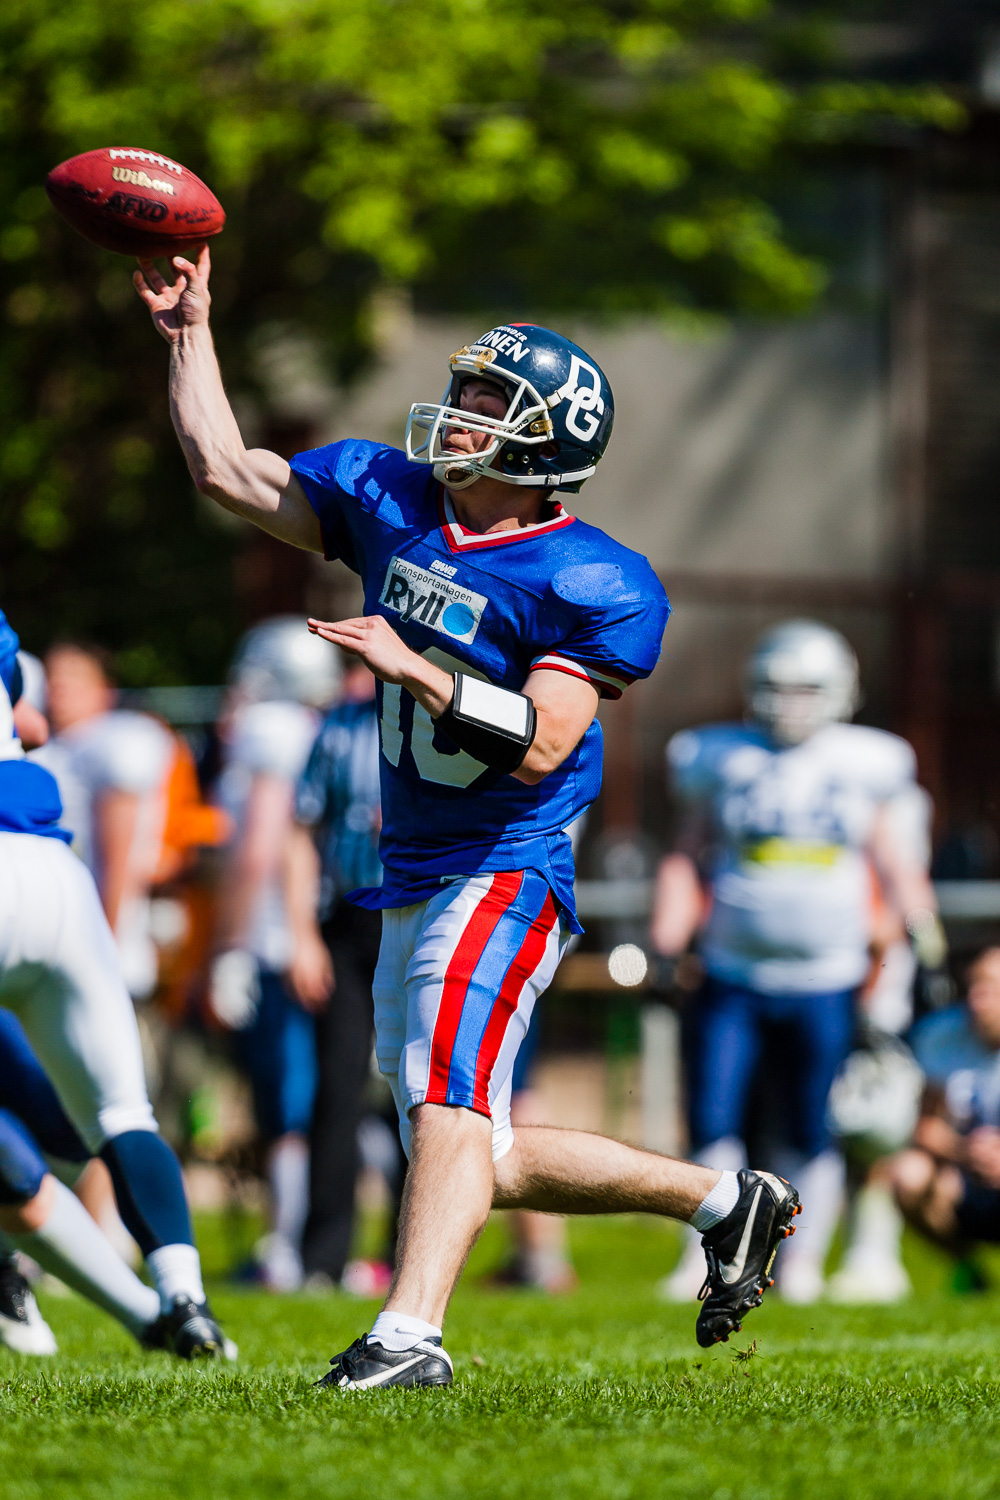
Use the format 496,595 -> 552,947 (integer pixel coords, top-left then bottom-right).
435,672 -> 537,774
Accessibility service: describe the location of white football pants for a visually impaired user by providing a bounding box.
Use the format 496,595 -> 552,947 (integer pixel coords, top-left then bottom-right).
0,832 -> 157,1152
373,870 -> 569,1162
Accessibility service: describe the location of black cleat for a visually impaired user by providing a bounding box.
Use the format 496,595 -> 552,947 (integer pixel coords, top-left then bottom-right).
695,1169 -> 801,1348
0,1254 -> 57,1356
141,1296 -> 237,1361
315,1334 -> 454,1391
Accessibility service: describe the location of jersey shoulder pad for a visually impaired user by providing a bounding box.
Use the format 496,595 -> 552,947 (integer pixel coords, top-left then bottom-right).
82,712 -> 173,794
909,1006 -> 986,1081
667,723 -> 762,799
230,700 -> 317,780
292,439 -> 417,519
820,723 -> 916,796
550,521 -> 666,608
535,522 -> 670,696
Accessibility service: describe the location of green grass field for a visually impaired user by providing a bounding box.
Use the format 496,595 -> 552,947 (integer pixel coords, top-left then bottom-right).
3,1214 -> 1000,1500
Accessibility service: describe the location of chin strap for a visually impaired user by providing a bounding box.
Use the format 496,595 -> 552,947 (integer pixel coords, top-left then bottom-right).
433,460 -> 481,490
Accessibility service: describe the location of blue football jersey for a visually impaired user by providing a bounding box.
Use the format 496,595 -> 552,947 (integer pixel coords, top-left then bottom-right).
0,610 -> 71,842
291,440 -> 669,928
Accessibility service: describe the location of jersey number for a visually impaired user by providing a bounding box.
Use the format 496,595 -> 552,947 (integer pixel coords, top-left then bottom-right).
380,647 -> 489,788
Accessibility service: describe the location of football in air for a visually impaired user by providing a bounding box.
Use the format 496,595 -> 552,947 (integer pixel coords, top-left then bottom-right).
45,148 -> 225,258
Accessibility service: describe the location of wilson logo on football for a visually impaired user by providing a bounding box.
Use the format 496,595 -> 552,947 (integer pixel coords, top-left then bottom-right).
380,558 -> 486,644
111,166 -> 176,196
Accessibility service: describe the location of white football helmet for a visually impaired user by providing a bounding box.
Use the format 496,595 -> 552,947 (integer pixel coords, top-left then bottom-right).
745,619 -> 859,746
229,616 -> 342,708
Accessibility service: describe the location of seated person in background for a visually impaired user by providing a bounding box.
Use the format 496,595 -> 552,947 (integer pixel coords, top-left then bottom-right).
889,947 -> 1000,1264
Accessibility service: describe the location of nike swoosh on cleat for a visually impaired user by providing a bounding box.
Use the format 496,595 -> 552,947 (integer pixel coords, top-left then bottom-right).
719,1186 -> 762,1285
347,1354 -> 427,1389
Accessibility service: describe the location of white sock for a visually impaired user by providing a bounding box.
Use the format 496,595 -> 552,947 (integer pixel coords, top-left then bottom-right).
269,1136 -> 310,1248
843,1182 -> 905,1268
669,1141 -> 748,1267
689,1169 -> 741,1232
146,1243 -> 206,1312
7,1180 -> 160,1337
369,1310 -> 442,1351
776,1149 -> 845,1270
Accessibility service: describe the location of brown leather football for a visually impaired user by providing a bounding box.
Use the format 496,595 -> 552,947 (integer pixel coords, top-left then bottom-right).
45,147 -> 225,257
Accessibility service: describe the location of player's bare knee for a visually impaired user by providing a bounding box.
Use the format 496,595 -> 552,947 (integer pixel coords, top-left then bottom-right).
491,1136 -> 526,1206
890,1148 -> 936,1211
0,1173 -> 55,1234
409,1101 -> 491,1149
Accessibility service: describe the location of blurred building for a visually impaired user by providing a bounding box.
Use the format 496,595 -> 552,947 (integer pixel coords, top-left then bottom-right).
231,10 -> 1000,875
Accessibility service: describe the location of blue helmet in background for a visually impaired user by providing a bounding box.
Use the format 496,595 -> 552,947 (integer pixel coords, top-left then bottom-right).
405,323 -> 615,493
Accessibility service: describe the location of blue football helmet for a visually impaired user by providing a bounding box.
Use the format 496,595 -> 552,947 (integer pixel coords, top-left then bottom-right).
405,324 -> 615,493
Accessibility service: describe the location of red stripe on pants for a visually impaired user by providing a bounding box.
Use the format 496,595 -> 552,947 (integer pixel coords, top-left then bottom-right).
473,889 -> 558,1113
425,871 -> 525,1104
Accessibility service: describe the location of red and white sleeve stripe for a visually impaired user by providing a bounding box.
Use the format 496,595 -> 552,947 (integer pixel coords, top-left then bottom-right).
529,653 -> 632,700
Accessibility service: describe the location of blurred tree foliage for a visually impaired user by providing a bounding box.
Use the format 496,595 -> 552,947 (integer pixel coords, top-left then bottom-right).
0,0 -> 959,682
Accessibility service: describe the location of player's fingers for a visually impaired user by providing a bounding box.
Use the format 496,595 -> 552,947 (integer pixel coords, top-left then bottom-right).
309,623 -> 356,643
132,275 -> 162,311
308,617 -> 365,635
197,242 -> 211,278
138,259 -> 170,295
172,256 -> 198,285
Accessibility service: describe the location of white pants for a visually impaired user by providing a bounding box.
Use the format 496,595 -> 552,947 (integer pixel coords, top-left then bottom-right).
0,833 -> 157,1152
373,871 -> 568,1162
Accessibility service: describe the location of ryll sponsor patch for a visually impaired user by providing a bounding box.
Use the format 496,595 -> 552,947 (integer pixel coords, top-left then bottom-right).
380,557 -> 486,644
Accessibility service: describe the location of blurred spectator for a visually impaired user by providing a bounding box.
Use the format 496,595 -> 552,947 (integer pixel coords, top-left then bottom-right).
286,651 -> 404,1292
209,617 -> 340,1292
888,948 -> 1000,1278
651,620 -> 941,1304
34,643 -> 173,1001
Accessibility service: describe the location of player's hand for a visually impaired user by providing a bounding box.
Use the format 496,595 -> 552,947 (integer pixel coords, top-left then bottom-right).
966,1127 -> 1000,1188
133,244 -> 212,343
287,929 -> 335,1012
308,615 -> 453,713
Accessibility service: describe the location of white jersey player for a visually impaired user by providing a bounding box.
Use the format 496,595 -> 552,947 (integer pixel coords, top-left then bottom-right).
652,620 -> 941,1302
209,617 -> 340,1291
34,644 -> 173,999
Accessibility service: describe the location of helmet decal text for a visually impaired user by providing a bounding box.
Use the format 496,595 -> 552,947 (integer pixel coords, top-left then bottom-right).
554,355 -> 606,442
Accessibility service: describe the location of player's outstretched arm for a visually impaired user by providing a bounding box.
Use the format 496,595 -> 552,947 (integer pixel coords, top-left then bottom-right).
134,248 -> 322,552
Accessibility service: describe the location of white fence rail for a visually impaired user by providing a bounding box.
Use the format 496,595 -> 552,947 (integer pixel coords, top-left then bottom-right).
575,879 -> 1000,923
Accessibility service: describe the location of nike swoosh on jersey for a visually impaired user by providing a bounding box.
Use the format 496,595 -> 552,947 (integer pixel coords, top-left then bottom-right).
719,1186 -> 762,1285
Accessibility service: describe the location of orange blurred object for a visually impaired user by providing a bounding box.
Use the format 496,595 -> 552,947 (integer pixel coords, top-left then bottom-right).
154,735 -> 232,886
